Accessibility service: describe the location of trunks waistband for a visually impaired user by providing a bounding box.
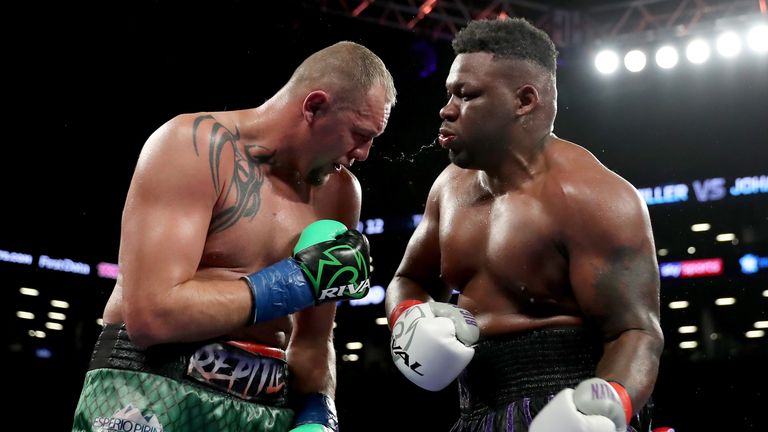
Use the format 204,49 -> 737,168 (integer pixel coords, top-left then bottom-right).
459,326 -> 602,412
89,323 -> 288,406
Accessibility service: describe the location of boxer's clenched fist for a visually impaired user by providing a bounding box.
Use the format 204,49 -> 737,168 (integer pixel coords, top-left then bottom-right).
389,300 -> 479,391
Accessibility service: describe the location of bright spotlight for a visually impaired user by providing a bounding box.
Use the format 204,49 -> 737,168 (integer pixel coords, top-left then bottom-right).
691,223 -> 711,232
595,50 -> 620,74
747,24 -> 768,53
655,46 -> 679,69
669,300 -> 689,309
715,233 -> 736,242
678,326 -> 698,334
624,50 -> 647,72
715,297 -> 736,306
716,31 -> 742,57
686,39 -> 711,64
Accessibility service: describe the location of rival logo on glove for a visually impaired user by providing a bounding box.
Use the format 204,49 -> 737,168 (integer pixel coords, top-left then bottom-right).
317,279 -> 371,301
390,338 -> 424,376
298,242 -> 371,302
391,305 -> 428,375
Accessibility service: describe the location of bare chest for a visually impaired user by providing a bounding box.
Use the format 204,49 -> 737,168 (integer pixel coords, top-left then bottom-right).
439,193 -> 569,306
201,182 -> 323,273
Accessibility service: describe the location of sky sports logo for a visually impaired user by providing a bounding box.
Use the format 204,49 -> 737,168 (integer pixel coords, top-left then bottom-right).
660,258 -> 723,279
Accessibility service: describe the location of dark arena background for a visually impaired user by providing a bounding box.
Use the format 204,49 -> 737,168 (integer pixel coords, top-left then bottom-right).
2,1 -> 767,430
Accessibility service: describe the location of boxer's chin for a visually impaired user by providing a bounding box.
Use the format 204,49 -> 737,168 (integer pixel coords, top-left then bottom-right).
307,161 -> 343,186
307,167 -> 331,186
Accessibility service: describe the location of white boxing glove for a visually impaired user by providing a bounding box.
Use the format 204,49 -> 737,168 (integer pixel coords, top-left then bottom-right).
388,300 -> 479,391
530,378 -> 632,432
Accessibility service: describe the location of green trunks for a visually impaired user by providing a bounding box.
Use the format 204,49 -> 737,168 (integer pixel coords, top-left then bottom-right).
72,324 -> 294,432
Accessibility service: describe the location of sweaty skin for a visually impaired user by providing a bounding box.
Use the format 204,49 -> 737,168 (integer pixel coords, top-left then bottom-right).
426,137 -> 657,336
103,110 -> 364,347
102,79 -> 389,399
387,51 -> 662,412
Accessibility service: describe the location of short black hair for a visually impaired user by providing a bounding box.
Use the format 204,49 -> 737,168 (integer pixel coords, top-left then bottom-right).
452,18 -> 558,73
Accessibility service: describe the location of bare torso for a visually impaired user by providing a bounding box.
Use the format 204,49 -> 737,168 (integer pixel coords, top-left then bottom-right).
390,126 -> 662,407
437,138 -> 604,335
103,110 -> 357,349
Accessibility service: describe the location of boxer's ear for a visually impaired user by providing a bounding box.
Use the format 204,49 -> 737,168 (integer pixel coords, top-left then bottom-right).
303,91 -> 329,123
515,84 -> 540,116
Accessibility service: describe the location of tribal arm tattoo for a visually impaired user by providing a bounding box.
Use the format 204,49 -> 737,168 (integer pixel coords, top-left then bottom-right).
192,115 -> 275,234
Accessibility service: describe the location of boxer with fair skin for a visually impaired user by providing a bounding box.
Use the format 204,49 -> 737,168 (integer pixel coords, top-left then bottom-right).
386,19 -> 663,432
73,41 -> 396,432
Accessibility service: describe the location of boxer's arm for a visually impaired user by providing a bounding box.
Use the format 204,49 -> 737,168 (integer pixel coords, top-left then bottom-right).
287,192 -> 360,432
287,304 -> 338,431
385,176 -> 450,318
121,114 -> 256,347
385,174 -> 479,391
566,175 -> 664,413
287,302 -> 337,396
287,175 -> 361,395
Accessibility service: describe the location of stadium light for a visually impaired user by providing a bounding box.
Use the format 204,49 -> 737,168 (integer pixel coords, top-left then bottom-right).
655,46 -> 679,69
716,31 -> 742,57
16,311 -> 34,320
715,297 -> 736,306
686,39 -> 711,64
691,223 -> 711,232
624,50 -> 647,72
715,233 -> 736,242
592,16 -> 766,76
747,24 -> 768,53
595,50 -> 620,74
19,287 -> 39,296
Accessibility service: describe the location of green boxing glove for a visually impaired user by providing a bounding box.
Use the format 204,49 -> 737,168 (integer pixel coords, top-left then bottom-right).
289,425 -> 332,432
293,219 -> 371,302
243,219 -> 371,324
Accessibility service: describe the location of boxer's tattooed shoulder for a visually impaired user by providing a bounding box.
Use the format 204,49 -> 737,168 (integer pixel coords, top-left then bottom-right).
192,115 -> 275,233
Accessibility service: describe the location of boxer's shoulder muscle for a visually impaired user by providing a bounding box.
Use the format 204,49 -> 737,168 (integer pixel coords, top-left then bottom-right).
544,140 -> 646,231
432,164 -> 483,210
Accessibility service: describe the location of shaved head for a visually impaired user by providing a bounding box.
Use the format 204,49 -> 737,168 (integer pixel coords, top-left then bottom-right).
287,41 -> 397,108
